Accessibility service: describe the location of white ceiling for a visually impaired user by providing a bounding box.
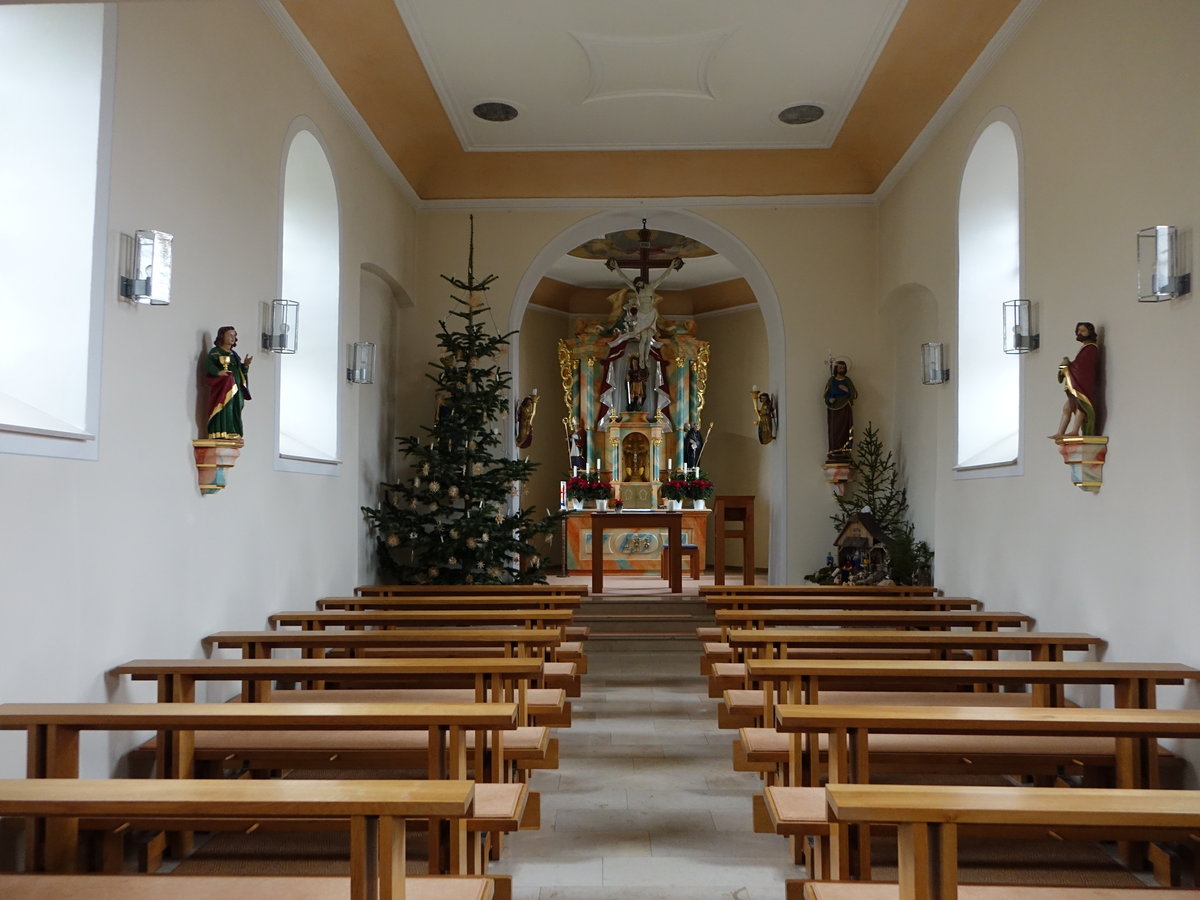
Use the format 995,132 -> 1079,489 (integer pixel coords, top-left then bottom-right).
397,0 -> 907,152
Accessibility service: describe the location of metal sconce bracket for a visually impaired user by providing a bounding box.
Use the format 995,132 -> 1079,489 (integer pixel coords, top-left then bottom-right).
921,342 -> 950,384
118,229 -> 173,305
262,299 -> 299,353
1138,225 -> 1191,302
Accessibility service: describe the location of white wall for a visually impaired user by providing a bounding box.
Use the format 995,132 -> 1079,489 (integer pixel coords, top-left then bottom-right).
879,0 -> 1200,760
0,1 -> 415,777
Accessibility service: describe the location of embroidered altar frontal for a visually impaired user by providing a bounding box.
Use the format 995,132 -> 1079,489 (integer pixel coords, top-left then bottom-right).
565,509 -> 708,574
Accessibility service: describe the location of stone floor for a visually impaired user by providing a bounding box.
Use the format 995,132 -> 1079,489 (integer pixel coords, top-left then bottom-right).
490,638 -> 796,900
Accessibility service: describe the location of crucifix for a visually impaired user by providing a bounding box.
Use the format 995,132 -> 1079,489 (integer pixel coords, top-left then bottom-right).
605,219 -> 679,283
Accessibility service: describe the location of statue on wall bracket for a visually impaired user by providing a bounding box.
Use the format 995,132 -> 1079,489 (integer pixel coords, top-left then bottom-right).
193,325 -> 251,495
1050,321 -> 1108,492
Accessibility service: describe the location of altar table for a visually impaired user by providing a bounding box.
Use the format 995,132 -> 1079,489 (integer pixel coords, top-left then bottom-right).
566,508 -> 706,576
590,510 -> 683,594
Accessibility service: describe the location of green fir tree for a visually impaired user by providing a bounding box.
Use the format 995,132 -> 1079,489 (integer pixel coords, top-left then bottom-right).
362,218 -> 562,584
825,421 -> 933,585
832,421 -> 909,537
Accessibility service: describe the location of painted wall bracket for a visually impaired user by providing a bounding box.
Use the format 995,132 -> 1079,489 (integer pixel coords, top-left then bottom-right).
1054,435 -> 1108,493
192,439 -> 243,495
822,461 -> 854,496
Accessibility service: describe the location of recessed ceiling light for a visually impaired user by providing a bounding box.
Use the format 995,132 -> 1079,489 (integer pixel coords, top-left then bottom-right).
778,104 -> 825,125
473,102 -> 518,122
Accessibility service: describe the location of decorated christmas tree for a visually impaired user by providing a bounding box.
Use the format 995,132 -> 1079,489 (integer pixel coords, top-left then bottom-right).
362,218 -> 561,584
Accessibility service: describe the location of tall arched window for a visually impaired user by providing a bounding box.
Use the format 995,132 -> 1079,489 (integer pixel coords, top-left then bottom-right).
0,4 -> 111,459
957,116 -> 1021,470
277,126 -> 340,470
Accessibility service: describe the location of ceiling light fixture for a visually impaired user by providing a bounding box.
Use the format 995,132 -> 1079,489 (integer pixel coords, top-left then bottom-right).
473,101 -> 518,122
778,104 -> 825,125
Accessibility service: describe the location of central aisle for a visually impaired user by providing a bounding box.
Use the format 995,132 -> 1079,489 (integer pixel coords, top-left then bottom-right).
491,638 -> 795,899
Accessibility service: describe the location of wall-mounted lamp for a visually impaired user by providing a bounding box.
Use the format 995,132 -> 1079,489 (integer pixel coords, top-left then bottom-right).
1137,225 -> 1191,301
1003,299 -> 1040,353
118,229 -> 173,305
262,299 -> 299,353
921,342 -> 949,385
347,341 -> 377,383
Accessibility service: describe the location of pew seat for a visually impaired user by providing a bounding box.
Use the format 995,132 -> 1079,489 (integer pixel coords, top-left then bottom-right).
718,688 -> 1039,729
801,884 -> 1200,900
134,726 -> 554,773
734,727 -> 1185,783
0,875 -> 495,900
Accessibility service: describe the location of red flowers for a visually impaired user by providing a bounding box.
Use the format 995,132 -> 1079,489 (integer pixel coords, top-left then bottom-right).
565,475 -> 611,500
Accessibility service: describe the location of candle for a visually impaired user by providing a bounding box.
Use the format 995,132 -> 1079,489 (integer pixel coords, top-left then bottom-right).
596,458 -> 601,472
752,385 -> 758,393
573,466 -> 578,477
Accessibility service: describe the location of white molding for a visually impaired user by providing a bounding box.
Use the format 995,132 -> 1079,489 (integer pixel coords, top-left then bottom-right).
419,193 -> 877,212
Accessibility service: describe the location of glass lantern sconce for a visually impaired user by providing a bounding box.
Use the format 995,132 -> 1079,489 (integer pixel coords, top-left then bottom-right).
347,341 -> 377,384
921,342 -> 949,385
118,229 -> 173,305
1003,299 -> 1040,353
1137,225 -> 1191,301
262,299 -> 299,353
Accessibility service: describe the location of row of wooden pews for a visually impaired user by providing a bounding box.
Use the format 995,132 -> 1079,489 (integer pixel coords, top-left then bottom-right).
697,583 -> 1200,900
0,581 -> 590,900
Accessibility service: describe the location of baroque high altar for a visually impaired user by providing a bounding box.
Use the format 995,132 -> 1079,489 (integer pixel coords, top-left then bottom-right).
555,250 -> 711,574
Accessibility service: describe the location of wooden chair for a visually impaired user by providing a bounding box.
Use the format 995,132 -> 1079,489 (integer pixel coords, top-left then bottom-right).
713,495 -> 755,585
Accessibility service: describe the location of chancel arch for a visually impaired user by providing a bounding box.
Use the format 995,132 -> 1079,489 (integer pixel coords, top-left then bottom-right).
509,208 -> 786,581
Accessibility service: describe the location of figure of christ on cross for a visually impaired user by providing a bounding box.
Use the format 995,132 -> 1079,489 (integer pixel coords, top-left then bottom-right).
605,255 -> 684,367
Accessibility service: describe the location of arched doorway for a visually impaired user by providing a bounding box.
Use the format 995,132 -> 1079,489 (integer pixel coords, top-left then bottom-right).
508,208 -> 787,581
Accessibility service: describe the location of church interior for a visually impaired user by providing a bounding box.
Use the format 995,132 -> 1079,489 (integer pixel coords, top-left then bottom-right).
1,1 -> 1198,897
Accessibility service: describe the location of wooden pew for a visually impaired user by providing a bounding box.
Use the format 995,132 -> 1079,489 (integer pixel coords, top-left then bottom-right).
111,659 -> 558,766
819,784 -> 1200,900
743,658 -> 1199,718
766,703 -> 1200,879
355,584 -> 587,597
700,609 -> 1037,674
732,660 -> 1199,788
701,585 -> 943,597
711,631 -> 1106,699
705,595 -> 981,613
0,701 -> 518,876
270,609 -> 575,630
802,885 -> 1200,900
114,656 -> 541,711
715,608 -> 1033,632
727,628 -> 1103,662
321,595 -> 583,611
201,627 -> 578,697
0,777 -> 487,900
270,608 -> 587,675
203,628 -> 562,660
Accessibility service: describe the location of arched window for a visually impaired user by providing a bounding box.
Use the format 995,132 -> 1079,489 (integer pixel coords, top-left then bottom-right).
277,126 -> 340,470
0,4 -> 111,459
957,116 -> 1021,470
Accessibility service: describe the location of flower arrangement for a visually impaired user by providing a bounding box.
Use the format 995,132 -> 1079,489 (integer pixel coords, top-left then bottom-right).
658,473 -> 689,502
685,472 -> 714,501
565,475 -> 611,501
612,498 -> 624,511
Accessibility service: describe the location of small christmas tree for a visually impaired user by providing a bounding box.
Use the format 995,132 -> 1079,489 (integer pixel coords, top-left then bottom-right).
832,422 -> 908,537
362,218 -> 562,584
813,421 -> 933,585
